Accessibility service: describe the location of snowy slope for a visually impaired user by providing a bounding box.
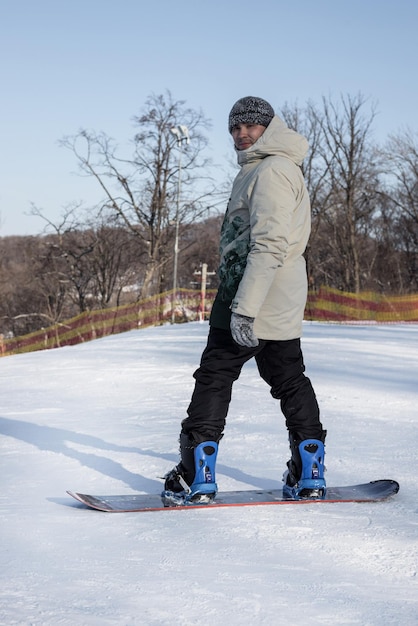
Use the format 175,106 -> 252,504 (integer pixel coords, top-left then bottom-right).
1,322 -> 417,626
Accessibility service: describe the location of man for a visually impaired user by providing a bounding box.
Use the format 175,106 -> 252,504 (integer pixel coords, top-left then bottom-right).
162,96 -> 326,505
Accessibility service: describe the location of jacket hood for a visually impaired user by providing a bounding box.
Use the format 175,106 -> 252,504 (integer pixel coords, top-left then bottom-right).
236,115 -> 309,167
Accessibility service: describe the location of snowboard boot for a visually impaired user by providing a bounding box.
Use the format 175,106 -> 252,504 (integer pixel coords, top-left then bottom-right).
162,433 -> 218,506
283,432 -> 326,500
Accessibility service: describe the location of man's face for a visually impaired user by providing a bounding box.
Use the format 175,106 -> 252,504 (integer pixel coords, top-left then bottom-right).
231,123 -> 266,150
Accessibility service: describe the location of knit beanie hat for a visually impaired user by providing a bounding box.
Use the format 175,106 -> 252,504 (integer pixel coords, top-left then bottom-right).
228,96 -> 275,133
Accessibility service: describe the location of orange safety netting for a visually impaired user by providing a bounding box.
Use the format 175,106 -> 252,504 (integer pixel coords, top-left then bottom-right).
1,286 -> 417,357
305,286 -> 418,323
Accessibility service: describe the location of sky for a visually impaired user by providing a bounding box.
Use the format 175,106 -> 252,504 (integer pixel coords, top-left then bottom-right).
1,0 -> 417,236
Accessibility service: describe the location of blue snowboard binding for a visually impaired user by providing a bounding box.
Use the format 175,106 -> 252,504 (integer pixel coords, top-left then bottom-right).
162,438 -> 218,506
283,437 -> 326,500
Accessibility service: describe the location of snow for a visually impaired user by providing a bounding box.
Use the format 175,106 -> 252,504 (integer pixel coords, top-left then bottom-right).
1,321 -> 417,626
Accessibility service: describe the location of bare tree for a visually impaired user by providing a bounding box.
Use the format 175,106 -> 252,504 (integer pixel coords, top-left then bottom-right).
313,93 -> 381,292
31,203 -> 145,312
382,129 -> 418,290
86,222 -> 142,307
34,235 -> 72,323
59,91 -> 220,298
0,236 -> 59,335
30,204 -> 98,312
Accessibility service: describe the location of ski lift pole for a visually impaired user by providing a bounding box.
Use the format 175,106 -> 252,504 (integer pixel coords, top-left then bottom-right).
170,125 -> 189,324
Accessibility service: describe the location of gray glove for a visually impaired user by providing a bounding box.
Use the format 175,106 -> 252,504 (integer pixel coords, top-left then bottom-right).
230,312 -> 259,347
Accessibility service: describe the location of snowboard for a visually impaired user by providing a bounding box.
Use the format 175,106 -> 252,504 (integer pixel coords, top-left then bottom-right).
67,479 -> 399,513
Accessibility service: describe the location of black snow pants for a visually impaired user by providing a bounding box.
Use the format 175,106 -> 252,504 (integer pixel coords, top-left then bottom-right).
181,327 -> 324,444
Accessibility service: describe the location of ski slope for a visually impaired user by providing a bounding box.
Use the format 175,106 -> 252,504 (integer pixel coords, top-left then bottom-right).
1,321 -> 417,625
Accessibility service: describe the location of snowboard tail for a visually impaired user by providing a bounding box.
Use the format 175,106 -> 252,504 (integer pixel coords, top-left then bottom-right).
67,479 -> 399,513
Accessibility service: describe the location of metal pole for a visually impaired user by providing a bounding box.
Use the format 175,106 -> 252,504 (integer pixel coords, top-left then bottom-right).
170,125 -> 189,324
171,143 -> 182,324
199,262 -> 207,322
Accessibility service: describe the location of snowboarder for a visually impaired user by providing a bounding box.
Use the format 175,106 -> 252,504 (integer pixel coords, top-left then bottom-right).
163,96 -> 326,504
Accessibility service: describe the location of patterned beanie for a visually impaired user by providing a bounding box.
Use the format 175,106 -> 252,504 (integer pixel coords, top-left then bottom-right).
228,96 -> 275,133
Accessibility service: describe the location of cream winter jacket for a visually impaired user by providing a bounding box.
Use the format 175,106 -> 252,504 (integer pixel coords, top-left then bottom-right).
210,115 -> 311,340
